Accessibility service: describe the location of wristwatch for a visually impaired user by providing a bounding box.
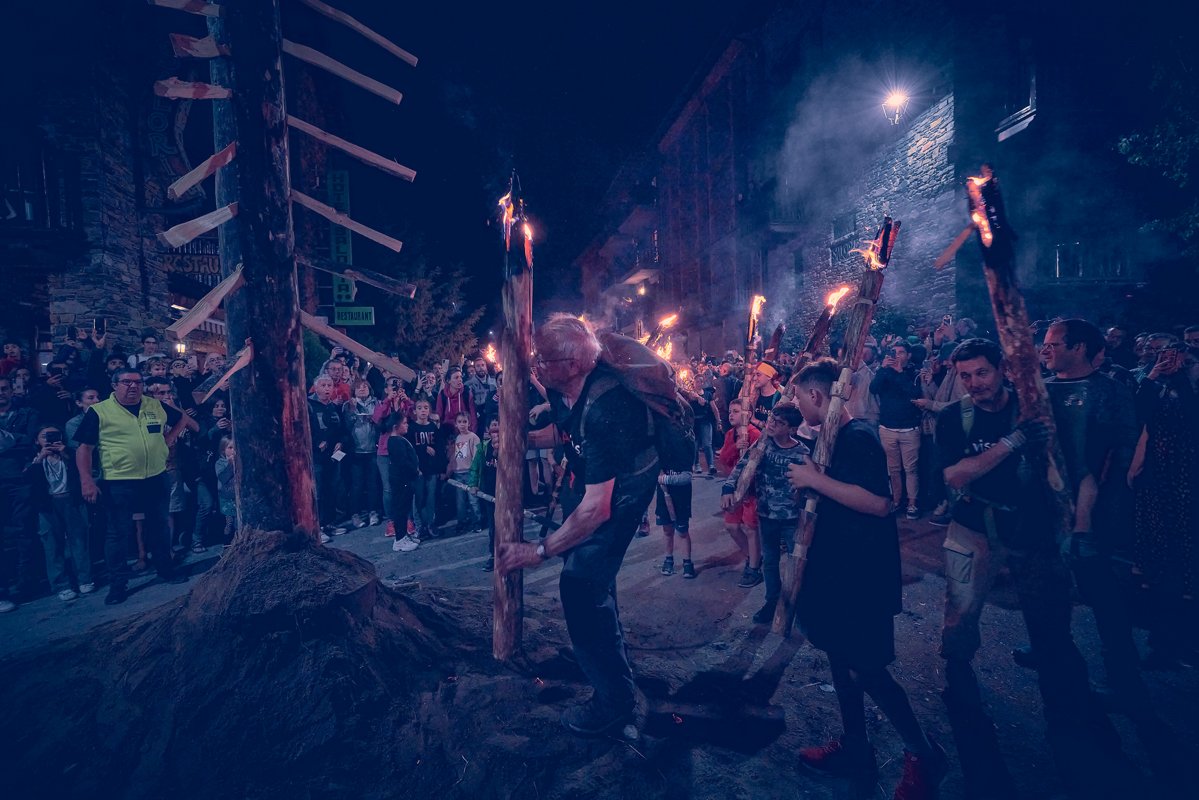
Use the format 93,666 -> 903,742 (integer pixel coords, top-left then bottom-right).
535,542 -> 547,561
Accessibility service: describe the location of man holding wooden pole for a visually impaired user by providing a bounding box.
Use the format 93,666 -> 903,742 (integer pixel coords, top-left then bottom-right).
498,315 -> 658,739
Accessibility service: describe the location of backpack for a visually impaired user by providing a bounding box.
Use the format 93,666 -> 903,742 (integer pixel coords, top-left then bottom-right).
578,331 -> 696,473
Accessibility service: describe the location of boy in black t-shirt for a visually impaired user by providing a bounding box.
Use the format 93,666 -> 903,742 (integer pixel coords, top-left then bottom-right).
405,399 -> 442,539
387,416 -> 420,552
788,359 -> 946,799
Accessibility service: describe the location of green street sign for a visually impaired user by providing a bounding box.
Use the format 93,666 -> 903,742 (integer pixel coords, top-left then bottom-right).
332,275 -> 357,303
334,306 -> 375,326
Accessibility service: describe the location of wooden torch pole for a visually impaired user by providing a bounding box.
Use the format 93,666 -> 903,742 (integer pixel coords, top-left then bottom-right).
493,183 -> 531,660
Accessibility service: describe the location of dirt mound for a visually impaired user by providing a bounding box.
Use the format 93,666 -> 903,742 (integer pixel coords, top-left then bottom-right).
0,531 -> 683,800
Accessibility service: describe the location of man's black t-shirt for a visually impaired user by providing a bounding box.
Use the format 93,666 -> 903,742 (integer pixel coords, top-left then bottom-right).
799,420 -> 901,664
1045,372 -> 1137,497
936,396 -> 1021,539
752,389 -> 780,428
73,400 -> 182,447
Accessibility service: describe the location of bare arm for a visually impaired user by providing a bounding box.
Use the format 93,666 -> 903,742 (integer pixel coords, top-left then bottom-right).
542,478 -> 613,557
942,441 -> 1015,491
76,443 -> 100,502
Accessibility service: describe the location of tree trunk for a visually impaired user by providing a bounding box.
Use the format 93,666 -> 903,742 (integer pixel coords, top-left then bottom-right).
218,0 -> 319,538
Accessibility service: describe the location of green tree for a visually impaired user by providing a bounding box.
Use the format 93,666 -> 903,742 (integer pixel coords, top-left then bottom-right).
366,258 -> 485,370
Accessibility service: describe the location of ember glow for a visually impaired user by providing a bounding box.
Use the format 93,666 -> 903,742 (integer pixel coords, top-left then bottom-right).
825,285 -> 852,311
522,221 -> 533,241
656,339 -> 673,360
497,190 -> 514,246
850,240 -> 886,270
751,295 -> 766,322
637,333 -> 651,345
658,313 -> 679,329
484,343 -> 498,363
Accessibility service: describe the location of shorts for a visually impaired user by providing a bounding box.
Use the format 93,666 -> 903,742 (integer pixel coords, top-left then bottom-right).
525,448 -> 552,461
723,494 -> 759,529
654,483 -> 692,532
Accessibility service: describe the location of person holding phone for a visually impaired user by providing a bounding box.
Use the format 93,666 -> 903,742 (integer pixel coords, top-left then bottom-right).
27,424 -> 93,600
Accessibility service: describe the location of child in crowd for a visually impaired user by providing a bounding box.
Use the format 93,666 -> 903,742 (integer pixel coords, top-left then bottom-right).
717,398 -> 763,588
387,415 -> 420,552
470,417 -> 500,571
344,379 -> 381,529
657,469 -> 696,578
406,398 -> 442,539
214,436 -> 237,548
722,402 -> 809,624
27,424 -> 92,600
449,412 -> 481,534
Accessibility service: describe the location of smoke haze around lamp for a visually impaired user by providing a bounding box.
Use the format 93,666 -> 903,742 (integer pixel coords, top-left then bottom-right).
882,91 -> 909,124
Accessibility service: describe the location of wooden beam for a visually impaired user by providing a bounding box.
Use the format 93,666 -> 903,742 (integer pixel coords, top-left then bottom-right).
169,32 -> 230,58
147,0 -> 223,17
300,311 -> 416,382
281,39 -> 403,105
157,202 -> 238,248
167,141 -> 237,201
192,342 -> 253,405
166,265 -> 244,341
286,115 -> 415,181
291,190 -> 403,252
298,255 -> 416,299
153,77 -> 231,100
296,0 -> 418,66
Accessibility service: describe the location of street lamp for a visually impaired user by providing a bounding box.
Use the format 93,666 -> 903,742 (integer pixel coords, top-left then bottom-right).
882,91 -> 909,125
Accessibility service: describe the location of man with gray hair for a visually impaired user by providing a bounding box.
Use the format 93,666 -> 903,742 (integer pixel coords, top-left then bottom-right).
499,314 -> 658,737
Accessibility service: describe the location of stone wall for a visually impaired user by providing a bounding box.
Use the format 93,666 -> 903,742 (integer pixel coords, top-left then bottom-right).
779,93 -> 959,346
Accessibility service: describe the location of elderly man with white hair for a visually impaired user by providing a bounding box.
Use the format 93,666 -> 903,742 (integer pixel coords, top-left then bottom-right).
499,314 -> 659,738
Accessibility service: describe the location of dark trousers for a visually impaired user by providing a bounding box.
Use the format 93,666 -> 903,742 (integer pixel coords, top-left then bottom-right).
102,473 -> 175,589
313,458 -> 339,526
759,516 -> 798,606
560,573 -> 636,715
0,478 -> 37,599
390,481 -> 414,537
348,452 -> 379,516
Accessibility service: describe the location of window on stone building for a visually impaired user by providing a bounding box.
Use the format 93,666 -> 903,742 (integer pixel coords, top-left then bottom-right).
996,36 -> 1036,142
0,130 -> 81,233
793,250 -> 806,288
832,211 -> 857,242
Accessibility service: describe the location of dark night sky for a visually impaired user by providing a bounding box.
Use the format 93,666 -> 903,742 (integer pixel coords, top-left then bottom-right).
311,1 -> 742,325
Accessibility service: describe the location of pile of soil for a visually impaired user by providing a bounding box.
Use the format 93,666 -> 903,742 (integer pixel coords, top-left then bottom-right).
0,531 -> 700,799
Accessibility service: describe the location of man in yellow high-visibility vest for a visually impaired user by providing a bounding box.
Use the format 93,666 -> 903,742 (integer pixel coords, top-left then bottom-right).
75,368 -> 191,605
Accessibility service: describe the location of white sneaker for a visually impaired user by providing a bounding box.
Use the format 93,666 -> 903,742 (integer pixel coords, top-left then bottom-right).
368,511 -> 380,527
395,534 -> 420,552
78,582 -> 96,595
319,531 -> 332,544
58,589 -> 79,602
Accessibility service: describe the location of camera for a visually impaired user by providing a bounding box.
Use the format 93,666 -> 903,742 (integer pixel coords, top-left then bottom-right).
44,430 -> 63,444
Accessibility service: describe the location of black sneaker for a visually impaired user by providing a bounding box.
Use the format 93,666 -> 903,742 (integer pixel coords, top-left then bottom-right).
105,585 -> 128,605
682,560 -> 696,579
560,698 -> 632,737
482,557 -> 495,572
660,556 -> 674,576
752,601 -> 776,625
738,566 -> 764,588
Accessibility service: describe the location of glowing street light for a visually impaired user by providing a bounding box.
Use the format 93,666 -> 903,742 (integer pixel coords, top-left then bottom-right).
882,91 -> 910,125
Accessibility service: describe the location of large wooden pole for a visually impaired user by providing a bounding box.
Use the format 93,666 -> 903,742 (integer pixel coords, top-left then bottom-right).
493,191 -> 530,660
217,0 -> 319,537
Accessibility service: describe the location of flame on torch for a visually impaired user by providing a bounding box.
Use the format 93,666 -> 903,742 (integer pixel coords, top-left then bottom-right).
656,339 -> 673,361
751,295 -> 766,323
825,285 -> 852,312
484,343 -> 498,363
967,175 -> 994,248
497,190 -> 514,248
658,313 -> 679,329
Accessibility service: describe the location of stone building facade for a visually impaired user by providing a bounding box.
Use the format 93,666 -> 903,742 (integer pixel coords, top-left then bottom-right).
576,0 -> 1174,355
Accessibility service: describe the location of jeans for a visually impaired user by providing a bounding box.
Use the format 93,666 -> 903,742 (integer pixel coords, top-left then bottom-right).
452,470 -> 479,529
759,516 -> 798,605
347,452 -> 379,517
192,480 -> 216,547
0,478 -> 37,600
39,495 -> 92,591
412,475 -> 438,535
879,426 -> 920,507
102,473 -> 176,590
376,455 -> 393,519
560,574 -> 636,715
693,420 -> 714,470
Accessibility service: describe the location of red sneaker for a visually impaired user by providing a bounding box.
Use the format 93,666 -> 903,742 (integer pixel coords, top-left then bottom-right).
893,737 -> 948,800
798,737 -> 878,781
385,521 -> 396,537
407,519 -> 416,536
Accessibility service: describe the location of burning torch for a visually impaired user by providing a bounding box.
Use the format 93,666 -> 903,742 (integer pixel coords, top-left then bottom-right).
746,294 -> 766,361
648,312 -> 679,349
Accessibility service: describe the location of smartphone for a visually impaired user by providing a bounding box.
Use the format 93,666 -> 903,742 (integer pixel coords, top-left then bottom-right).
93,317 -> 106,335
44,430 -> 63,444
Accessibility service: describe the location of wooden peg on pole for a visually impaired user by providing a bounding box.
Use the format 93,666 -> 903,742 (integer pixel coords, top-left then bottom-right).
295,0 -> 418,66
192,342 -> 254,405
286,116 -> 415,181
154,77 -> 231,100
167,141 -> 237,200
297,256 -> 417,299
157,202 -> 238,247
166,264 -> 244,341
300,311 -> 416,382
291,190 -> 404,252
169,32 -> 229,58
281,40 -> 403,105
